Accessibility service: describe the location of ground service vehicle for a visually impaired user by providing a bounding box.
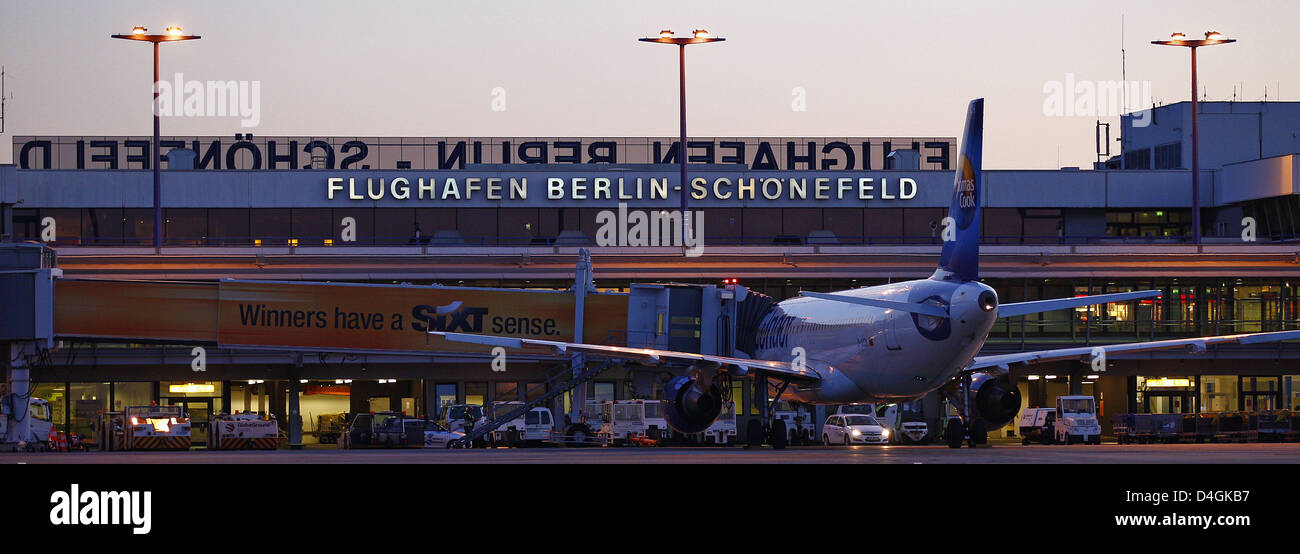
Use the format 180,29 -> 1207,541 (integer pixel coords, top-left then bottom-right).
421,422 -> 465,448
1053,396 -> 1101,445
315,412 -> 347,444
595,400 -> 670,445
838,403 -> 927,444
342,411 -> 401,448
0,397 -> 56,452
703,401 -> 737,445
823,413 -> 889,445
121,405 -> 191,450
210,413 -> 279,450
438,404 -> 485,433
773,405 -> 816,445
1018,408 -> 1058,444
489,402 -> 555,446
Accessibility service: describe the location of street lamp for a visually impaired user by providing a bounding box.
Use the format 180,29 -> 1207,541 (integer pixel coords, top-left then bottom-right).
1152,31 -> 1236,245
639,29 -> 724,240
111,25 -> 201,248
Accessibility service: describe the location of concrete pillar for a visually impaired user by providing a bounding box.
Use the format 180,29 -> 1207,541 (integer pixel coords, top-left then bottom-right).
4,343 -> 31,445
1068,371 -> 1083,396
287,378 -> 302,449
243,384 -> 252,414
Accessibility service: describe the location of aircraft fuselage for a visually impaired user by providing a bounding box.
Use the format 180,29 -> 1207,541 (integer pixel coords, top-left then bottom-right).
752,276 -> 998,404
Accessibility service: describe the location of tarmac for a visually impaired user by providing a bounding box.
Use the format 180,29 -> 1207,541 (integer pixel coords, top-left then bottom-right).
7,441 -> 1300,463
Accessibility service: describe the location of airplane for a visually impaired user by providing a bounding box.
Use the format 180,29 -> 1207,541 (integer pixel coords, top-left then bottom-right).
431,98 -> 1300,449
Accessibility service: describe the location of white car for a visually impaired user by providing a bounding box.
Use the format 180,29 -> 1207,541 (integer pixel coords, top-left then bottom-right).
422,423 -> 467,448
822,414 -> 890,445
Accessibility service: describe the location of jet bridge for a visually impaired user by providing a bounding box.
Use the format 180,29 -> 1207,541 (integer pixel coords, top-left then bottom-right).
623,282 -> 775,359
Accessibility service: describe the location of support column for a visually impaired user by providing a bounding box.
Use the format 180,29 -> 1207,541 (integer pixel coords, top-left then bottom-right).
569,249 -> 594,427
4,342 -> 32,446
287,377 -> 303,449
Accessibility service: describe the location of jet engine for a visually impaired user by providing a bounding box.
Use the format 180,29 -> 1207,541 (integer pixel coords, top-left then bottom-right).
663,374 -> 724,434
948,372 -> 1023,430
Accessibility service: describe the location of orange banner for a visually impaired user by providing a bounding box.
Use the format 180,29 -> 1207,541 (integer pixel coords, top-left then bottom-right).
55,280 -> 219,342
55,279 -> 628,354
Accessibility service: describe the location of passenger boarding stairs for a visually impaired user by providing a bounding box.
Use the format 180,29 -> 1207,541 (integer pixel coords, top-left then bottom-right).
454,360 -> 617,447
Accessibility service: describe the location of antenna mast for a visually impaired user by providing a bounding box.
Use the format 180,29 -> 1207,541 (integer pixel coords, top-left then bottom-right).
1119,16 -> 1127,165
1,67 -> 7,135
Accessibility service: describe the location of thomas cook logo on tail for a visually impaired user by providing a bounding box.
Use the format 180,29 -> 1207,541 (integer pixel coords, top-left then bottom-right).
951,154 -> 977,228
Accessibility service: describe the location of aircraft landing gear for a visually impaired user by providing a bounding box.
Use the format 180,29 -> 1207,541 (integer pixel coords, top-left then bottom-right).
745,372 -> 792,450
969,419 -> 988,448
745,420 -> 765,448
945,417 -> 989,449
769,419 -> 788,449
946,418 -> 964,449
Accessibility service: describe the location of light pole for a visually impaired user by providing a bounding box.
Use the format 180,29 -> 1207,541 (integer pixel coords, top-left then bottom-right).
112,25 -> 201,248
639,29 -> 724,241
1151,31 -> 1235,245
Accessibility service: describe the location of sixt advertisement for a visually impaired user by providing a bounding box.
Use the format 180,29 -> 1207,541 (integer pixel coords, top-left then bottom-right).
216,281 -> 628,353
53,279 -> 627,352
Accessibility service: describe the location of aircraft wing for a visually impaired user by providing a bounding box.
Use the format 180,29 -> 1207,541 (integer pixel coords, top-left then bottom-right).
997,290 -> 1162,318
428,331 -> 823,384
969,329 -> 1300,371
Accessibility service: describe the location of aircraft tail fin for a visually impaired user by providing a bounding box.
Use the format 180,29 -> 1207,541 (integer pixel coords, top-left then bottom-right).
934,98 -> 984,282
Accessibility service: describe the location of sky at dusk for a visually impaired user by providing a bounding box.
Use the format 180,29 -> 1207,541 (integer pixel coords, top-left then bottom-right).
1,0 -> 1297,169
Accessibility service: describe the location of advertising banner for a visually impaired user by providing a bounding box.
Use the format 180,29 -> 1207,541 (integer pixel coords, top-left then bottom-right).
54,279 -> 628,354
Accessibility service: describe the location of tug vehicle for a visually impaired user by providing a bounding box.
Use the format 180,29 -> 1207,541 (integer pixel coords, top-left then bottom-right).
210,413 -> 279,450
1018,407 -> 1058,444
773,404 -> 816,445
702,401 -> 738,445
121,405 -> 191,450
1052,396 -> 1102,445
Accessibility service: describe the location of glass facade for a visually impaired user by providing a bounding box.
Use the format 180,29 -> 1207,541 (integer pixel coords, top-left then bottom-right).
13,207 -> 1234,247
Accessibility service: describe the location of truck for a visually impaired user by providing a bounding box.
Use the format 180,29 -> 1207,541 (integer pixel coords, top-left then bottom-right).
593,400 -> 671,445
488,402 -> 555,447
120,405 -> 192,450
0,397 -> 57,452
1052,396 -> 1102,445
437,404 -> 486,434
210,413 -> 279,450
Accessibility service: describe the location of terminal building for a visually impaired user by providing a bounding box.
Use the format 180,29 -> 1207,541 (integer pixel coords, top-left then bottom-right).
2,100 -> 1300,444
